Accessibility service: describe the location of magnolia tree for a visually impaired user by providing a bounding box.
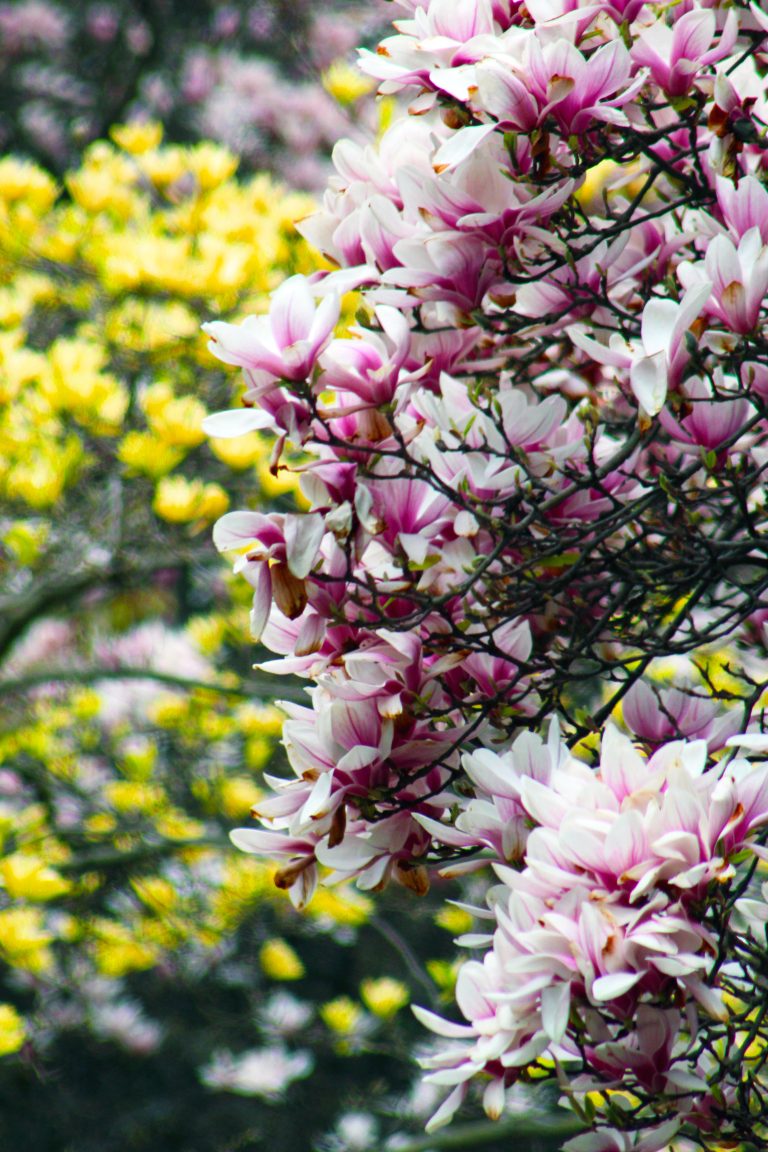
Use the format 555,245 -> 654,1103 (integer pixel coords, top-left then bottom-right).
202,1 -> 768,1148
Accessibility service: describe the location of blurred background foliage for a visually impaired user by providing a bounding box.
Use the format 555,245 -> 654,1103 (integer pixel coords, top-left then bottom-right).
0,3 -> 510,1149
0,0 -> 383,188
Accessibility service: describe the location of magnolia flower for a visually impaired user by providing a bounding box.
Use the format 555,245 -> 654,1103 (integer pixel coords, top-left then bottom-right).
716,174 -> 768,244
203,274 -> 339,382
319,305 -> 414,407
569,284 -> 712,416
658,375 -> 755,455
200,1045 -> 313,1098
622,679 -> 742,748
414,724 -> 768,1130
213,510 -> 325,639
678,228 -> 768,335
632,9 -> 737,98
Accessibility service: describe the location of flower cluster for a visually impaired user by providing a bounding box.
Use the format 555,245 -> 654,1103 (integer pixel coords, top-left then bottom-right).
416,725 -> 768,1137
203,0 -> 768,1145
0,130 -> 316,523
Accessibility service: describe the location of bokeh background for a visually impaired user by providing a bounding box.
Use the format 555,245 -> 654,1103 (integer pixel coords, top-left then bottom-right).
0,3 -> 544,1150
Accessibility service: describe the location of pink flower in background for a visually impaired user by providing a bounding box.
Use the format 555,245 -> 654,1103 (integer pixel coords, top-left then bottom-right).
659,376 -> 755,454
0,0 -> 69,51
622,680 -> 742,748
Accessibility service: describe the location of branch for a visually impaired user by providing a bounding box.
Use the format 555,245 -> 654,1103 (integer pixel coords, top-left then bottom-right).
0,555 -> 185,664
369,914 -> 441,1008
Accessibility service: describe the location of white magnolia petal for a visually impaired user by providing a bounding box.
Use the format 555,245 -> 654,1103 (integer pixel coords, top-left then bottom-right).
202,408 -> 275,437
591,971 -> 643,1001
213,510 -> 266,551
432,124 -> 497,173
726,733 -> 768,751
284,513 -> 325,579
540,981 -> 570,1043
630,350 -> 667,416
424,1084 -> 468,1134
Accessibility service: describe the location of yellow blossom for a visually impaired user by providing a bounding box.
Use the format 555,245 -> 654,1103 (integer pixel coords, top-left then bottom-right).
5,444 -> 82,508
66,146 -> 139,217
360,977 -> 409,1019
0,908 -> 54,973
305,887 -> 372,928
148,695 -> 188,728
0,157 -> 57,213
219,777 -> 260,819
143,388 -> 208,448
154,812 -> 206,841
43,338 -> 128,432
245,736 -> 273,772
70,690 -> 101,721
320,997 -> 363,1035
209,432 -> 265,470
119,741 -> 158,780
235,703 -> 285,738
185,142 -> 239,190
110,121 -> 164,155
323,60 -> 374,105
85,813 -> 117,836
0,854 -> 71,902
119,432 -> 185,478
434,905 -> 474,935
0,1004 -> 26,1057
136,146 -> 188,189
153,476 -> 229,524
2,520 -> 49,566
90,920 -> 159,977
131,876 -> 177,915
186,614 -> 226,656
257,460 -> 306,504
103,781 -> 164,814
426,959 -> 461,997
259,938 -> 305,981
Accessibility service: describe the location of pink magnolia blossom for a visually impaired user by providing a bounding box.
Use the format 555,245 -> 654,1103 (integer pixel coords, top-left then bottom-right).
569,283 -> 712,416
203,275 -> 340,382
631,9 -> 737,98
201,0 -> 768,1139
415,724 -> 768,1130
716,173 -> 768,244
658,375 -> 755,455
213,511 -> 325,639
622,679 -> 742,749
679,228 -> 768,335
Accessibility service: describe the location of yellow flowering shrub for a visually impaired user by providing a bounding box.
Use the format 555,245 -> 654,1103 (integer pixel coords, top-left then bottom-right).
0,126 -> 313,528
0,128 -> 378,1064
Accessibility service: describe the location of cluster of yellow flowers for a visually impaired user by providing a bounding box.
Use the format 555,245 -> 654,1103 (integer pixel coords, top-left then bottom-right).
0,125 -> 314,522
0,127 -> 376,1059
0,660 -> 377,1054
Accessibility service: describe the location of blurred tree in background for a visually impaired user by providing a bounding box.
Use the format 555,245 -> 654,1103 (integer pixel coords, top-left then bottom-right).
0,9 -> 516,1148
0,0 -> 383,187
